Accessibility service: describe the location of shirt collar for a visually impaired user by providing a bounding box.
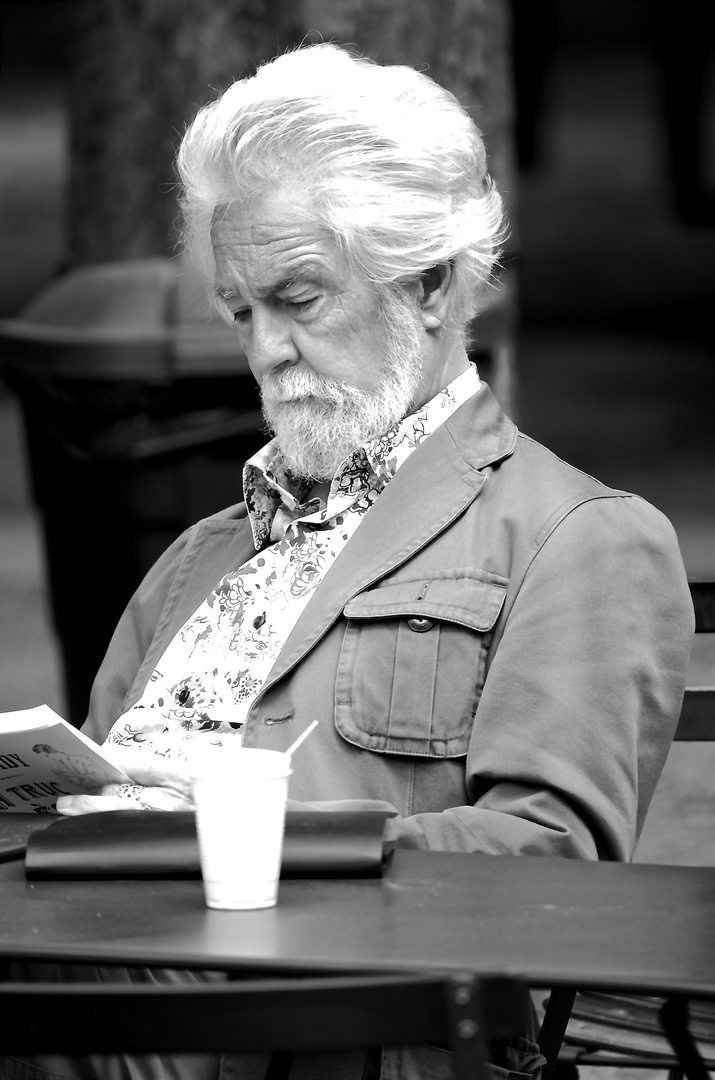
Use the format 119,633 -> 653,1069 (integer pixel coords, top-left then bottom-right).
243,364 -> 481,549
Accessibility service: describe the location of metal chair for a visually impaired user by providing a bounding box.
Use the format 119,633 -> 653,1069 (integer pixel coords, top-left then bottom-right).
0,970 -> 530,1080
539,579 -> 715,1080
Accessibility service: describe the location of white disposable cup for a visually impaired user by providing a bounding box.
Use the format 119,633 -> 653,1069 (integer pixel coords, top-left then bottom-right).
189,746 -> 292,910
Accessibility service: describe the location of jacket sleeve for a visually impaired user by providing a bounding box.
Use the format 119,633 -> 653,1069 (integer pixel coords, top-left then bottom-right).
81,528 -> 198,744
381,494 -> 693,860
82,503 -> 253,744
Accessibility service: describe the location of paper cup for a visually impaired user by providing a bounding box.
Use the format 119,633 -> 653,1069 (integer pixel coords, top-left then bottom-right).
190,745 -> 292,910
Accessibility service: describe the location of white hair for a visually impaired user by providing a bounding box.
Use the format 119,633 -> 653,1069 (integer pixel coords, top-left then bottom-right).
176,43 -> 506,333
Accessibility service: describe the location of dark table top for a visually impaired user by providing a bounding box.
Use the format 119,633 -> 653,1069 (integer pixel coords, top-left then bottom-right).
1,840 -> 714,999
0,812 -> 47,862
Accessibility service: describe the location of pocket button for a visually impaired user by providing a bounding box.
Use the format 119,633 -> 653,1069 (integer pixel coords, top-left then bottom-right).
407,616 -> 435,633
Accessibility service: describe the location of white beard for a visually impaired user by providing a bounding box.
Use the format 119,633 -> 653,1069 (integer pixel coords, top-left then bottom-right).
260,292 -> 426,481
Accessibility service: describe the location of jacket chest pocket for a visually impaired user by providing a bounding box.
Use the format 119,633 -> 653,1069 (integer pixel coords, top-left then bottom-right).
335,573 -> 507,758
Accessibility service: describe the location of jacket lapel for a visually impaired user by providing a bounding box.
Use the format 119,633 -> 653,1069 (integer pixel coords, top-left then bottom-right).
258,384 -> 517,692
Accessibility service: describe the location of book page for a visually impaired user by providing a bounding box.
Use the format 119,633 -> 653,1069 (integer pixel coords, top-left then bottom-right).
0,705 -> 132,813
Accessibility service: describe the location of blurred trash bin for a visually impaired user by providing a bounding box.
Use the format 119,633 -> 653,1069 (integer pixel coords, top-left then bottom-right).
0,258 -> 264,727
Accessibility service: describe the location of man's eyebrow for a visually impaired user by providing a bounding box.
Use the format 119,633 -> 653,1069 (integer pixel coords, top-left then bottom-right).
213,282 -> 281,304
214,265 -> 324,304
269,262 -> 326,293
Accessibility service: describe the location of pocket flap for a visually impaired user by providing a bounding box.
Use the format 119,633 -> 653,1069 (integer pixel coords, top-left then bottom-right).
344,572 -> 507,632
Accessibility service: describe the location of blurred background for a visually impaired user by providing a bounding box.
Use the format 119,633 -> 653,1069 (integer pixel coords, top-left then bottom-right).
0,1 -> 714,878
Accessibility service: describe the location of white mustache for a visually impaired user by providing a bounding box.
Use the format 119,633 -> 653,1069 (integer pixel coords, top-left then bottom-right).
262,367 -> 347,405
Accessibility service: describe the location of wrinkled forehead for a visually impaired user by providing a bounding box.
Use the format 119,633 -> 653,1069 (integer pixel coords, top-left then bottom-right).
210,182 -> 325,244
209,190 -> 346,293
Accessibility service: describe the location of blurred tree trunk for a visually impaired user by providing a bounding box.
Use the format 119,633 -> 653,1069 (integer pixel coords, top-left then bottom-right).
67,0 -> 303,266
68,0 -> 514,267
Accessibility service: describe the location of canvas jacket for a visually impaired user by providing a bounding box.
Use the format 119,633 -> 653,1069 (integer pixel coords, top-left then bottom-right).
85,384 -> 694,862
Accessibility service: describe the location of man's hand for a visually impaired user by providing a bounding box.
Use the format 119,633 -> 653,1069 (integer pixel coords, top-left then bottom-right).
56,753 -> 194,815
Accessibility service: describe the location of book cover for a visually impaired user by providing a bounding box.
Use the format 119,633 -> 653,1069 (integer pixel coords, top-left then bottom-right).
0,705 -> 131,813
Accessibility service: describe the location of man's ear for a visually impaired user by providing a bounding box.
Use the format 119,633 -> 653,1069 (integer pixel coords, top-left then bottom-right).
418,263 -> 452,330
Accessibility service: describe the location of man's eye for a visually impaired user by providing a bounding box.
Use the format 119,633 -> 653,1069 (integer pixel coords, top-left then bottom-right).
284,297 -> 318,313
232,309 -> 251,324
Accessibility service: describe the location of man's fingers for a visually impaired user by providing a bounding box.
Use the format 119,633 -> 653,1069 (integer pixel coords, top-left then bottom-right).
56,783 -> 193,815
56,794 -> 134,816
105,752 -> 194,795
137,786 -> 194,810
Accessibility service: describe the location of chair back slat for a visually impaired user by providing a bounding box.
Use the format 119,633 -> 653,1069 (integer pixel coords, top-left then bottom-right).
690,579 -> 715,633
675,580 -> 715,743
0,972 -> 529,1080
675,689 -> 715,741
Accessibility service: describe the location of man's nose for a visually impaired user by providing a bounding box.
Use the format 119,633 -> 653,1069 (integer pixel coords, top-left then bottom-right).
248,306 -> 299,377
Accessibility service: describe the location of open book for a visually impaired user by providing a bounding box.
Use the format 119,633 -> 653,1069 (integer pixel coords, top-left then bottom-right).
0,705 -> 131,813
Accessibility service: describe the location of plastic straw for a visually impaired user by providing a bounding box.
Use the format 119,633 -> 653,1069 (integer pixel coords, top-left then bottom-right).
285,720 -> 319,759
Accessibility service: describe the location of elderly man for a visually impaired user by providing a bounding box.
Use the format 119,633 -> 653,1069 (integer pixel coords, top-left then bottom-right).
3,43 -> 693,1080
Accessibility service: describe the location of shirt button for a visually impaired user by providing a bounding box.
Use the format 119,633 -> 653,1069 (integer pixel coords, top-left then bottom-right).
407,616 -> 434,633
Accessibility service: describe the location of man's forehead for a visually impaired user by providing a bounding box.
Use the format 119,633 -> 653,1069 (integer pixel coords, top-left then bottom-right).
210,190 -> 326,246
210,198 -> 340,293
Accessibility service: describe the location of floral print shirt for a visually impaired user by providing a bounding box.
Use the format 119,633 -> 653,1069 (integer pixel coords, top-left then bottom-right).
104,366 -> 480,762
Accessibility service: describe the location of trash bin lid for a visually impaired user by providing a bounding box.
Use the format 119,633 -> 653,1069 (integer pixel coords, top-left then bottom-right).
0,258 -> 248,379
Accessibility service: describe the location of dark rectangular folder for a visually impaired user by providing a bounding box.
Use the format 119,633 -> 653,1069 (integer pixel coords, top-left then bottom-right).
23,809 -> 389,880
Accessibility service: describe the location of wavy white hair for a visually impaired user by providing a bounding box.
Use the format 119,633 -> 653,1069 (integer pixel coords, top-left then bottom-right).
176,43 -> 506,334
